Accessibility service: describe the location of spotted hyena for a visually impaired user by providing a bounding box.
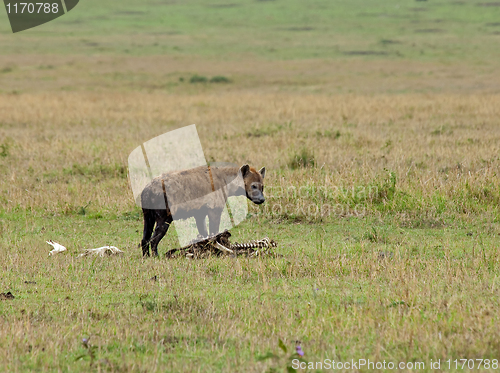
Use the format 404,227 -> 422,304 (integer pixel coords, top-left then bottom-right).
140,164 -> 266,256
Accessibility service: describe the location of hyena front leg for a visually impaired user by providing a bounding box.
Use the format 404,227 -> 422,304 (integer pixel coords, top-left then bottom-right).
208,209 -> 223,236
194,214 -> 209,237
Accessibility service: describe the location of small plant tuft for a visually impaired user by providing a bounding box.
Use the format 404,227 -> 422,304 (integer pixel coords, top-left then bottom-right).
363,227 -> 379,242
75,337 -> 98,368
77,201 -> 91,216
288,148 -> 316,169
370,169 -> 397,204
189,74 -> 208,83
0,143 -> 9,158
257,339 -> 305,372
316,129 -> 341,139
209,75 -> 231,83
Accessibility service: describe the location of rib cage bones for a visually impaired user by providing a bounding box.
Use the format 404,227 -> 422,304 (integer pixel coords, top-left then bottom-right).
229,237 -> 277,250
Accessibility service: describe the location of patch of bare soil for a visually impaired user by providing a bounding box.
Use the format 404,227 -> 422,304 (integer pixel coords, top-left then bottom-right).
0,292 -> 14,300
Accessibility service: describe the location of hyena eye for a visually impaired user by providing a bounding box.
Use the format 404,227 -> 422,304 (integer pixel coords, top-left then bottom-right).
251,185 -> 257,189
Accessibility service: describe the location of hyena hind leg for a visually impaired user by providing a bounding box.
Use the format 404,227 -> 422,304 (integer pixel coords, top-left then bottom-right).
150,214 -> 173,257
141,209 -> 156,256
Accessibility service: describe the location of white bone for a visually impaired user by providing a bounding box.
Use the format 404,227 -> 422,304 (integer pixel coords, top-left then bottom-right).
77,246 -> 124,258
214,242 -> 234,254
46,240 -> 67,256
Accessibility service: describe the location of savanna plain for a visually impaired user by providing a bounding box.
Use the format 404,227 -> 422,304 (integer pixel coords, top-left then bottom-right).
0,0 -> 500,372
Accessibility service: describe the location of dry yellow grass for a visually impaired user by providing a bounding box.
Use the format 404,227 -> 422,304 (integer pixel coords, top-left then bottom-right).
0,92 -> 499,218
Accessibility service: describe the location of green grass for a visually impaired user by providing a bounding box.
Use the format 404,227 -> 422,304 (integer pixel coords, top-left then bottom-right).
1,0 -> 500,63
1,207 -> 499,372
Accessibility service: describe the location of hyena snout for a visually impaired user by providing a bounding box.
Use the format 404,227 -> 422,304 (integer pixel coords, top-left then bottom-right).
249,197 -> 265,205
248,184 -> 265,204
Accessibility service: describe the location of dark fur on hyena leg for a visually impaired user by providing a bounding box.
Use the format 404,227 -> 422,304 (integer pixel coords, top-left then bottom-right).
149,211 -> 173,257
141,209 -> 156,256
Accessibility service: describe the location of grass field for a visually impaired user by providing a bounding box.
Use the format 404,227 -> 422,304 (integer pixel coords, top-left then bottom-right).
2,0 -> 500,63
1,0 -> 500,372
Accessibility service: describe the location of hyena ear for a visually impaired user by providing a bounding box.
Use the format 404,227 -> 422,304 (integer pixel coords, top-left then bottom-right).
259,167 -> 266,179
240,164 -> 250,178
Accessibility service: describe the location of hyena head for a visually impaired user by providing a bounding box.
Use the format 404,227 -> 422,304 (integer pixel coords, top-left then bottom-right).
240,164 -> 266,205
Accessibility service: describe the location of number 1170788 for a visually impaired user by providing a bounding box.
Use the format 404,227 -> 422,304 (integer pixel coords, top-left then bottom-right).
6,3 -> 59,14
446,359 -> 498,370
